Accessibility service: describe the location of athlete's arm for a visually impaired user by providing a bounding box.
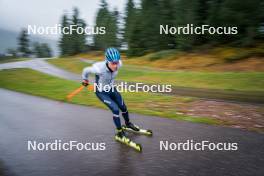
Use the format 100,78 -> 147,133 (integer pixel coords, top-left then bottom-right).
81,63 -> 100,85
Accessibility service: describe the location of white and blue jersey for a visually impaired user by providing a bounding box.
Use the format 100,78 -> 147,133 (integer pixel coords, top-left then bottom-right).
82,60 -> 129,129
82,60 -> 122,89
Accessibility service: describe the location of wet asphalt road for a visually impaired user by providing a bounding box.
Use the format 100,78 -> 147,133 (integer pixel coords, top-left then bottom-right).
0,58 -> 80,81
0,88 -> 264,176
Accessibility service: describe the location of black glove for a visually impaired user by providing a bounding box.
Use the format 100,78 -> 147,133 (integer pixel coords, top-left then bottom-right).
82,79 -> 89,87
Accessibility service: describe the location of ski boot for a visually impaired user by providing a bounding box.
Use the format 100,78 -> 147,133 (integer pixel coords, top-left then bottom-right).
114,128 -> 142,152
122,122 -> 153,136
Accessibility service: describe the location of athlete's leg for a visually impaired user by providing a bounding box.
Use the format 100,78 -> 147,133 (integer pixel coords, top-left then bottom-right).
96,91 -> 121,129
111,88 -> 130,125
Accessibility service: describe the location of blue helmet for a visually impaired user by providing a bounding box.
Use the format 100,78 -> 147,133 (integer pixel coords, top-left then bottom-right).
105,48 -> 120,62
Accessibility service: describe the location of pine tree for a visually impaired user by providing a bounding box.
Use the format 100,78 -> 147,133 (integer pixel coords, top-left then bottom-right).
174,0 -> 200,50
41,43 -> 52,57
106,9 -> 119,48
33,42 -> 52,57
124,0 -> 136,44
194,0 -> 211,44
94,0 -> 110,49
127,0 -> 175,55
158,0 -> 177,49
18,29 -> 31,57
140,0 -> 161,52
70,7 -> 87,55
94,0 -> 119,50
59,14 -> 71,56
127,8 -> 146,56
219,0 -> 263,46
59,8 -> 87,56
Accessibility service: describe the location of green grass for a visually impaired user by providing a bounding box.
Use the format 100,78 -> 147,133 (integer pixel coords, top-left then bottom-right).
147,50 -> 178,61
48,57 -> 90,73
0,68 -> 220,125
119,68 -> 264,92
0,57 -> 29,63
47,57 -> 264,92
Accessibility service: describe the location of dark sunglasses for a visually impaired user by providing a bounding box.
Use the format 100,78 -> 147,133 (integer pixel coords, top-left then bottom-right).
110,61 -> 119,65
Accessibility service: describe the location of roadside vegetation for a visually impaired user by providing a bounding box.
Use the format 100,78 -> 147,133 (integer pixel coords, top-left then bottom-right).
0,57 -> 29,64
0,68 -> 220,125
48,49 -> 264,92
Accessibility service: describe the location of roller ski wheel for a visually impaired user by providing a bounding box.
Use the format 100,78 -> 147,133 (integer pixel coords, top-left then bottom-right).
115,134 -> 142,152
122,123 -> 153,136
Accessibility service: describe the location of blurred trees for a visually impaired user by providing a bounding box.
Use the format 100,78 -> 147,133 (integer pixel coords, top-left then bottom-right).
126,8 -> 145,56
71,8 -> 87,55
217,0 -> 264,46
59,14 -> 71,55
18,29 -> 31,57
33,42 -> 52,58
59,1 -> 121,55
59,7 -> 87,56
94,0 -> 120,50
174,0 -> 209,50
17,29 -> 52,58
58,0 -> 264,57
93,0 -> 109,49
125,0 -> 264,56
6,48 -> 17,58
124,0 -> 136,44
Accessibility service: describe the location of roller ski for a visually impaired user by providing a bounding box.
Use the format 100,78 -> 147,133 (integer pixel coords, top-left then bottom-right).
122,122 -> 153,136
115,129 -> 142,152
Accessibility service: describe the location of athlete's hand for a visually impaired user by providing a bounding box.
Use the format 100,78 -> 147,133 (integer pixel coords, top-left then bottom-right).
82,79 -> 89,87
